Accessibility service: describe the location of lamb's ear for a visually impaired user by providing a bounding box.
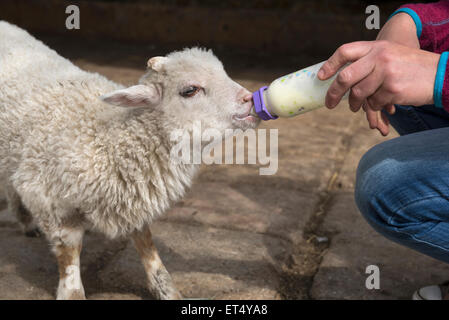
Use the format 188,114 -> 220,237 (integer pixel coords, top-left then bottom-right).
100,84 -> 161,108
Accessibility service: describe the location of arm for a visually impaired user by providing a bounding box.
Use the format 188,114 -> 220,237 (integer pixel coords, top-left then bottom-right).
390,1 -> 449,110
376,12 -> 419,48
316,3 -> 449,135
391,1 -> 449,53
318,41 -> 439,110
317,42 -> 439,136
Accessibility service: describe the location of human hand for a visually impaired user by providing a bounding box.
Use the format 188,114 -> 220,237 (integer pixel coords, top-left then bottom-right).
317,40 -> 439,135
361,12 -> 420,135
363,104 -> 393,136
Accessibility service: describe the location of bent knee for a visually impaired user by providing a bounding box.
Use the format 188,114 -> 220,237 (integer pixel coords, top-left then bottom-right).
355,143 -> 400,208
354,142 -> 411,231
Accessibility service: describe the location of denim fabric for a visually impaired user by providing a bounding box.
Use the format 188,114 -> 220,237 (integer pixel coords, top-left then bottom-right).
355,105 -> 449,263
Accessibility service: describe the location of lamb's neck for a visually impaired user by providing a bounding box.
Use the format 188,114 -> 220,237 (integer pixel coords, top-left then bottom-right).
99,109 -> 200,204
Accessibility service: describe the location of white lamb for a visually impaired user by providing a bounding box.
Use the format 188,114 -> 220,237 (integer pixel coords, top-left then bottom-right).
0,21 -> 259,300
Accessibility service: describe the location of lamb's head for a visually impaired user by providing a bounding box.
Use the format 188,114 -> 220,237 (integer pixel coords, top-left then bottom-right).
101,47 -> 260,134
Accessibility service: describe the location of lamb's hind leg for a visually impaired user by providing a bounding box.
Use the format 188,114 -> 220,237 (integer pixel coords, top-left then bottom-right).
132,226 -> 182,300
4,186 -> 41,237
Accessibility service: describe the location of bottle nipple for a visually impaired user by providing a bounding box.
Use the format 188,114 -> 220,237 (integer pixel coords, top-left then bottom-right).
252,86 -> 278,121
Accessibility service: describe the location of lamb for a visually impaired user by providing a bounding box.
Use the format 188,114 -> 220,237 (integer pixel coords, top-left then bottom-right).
0,21 -> 259,300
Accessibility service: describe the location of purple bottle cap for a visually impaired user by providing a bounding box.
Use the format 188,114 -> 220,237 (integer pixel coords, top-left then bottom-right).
252,86 -> 278,121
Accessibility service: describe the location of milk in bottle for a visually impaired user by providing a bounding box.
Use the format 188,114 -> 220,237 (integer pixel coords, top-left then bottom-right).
252,61 -> 349,120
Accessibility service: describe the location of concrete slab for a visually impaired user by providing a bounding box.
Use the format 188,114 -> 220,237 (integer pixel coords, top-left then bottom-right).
0,185 -> 5,211
310,192 -> 449,300
0,208 -> 15,225
98,221 -> 287,300
163,182 -> 318,244
0,227 -> 56,299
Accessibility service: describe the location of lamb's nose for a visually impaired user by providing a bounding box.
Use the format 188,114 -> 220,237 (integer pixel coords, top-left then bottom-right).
242,92 -> 253,103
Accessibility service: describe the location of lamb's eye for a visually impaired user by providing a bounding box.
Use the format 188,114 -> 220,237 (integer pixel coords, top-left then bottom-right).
180,86 -> 201,98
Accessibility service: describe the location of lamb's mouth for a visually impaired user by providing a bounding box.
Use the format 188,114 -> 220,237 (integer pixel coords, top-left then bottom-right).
232,105 -> 259,123
232,112 -> 260,129
232,114 -> 257,121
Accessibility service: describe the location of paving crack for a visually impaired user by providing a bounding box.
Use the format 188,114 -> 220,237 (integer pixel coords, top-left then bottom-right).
277,117 -> 359,300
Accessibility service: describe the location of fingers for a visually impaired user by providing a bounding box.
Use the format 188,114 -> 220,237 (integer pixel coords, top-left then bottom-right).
385,104 -> 396,115
347,71 -> 396,113
326,56 -> 376,109
363,102 -> 390,136
366,89 -> 395,111
377,111 -> 390,136
318,41 -> 373,81
363,103 -> 378,130
347,64 -> 383,112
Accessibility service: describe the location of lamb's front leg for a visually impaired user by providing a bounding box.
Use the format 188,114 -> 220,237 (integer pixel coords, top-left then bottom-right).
131,226 -> 182,300
52,227 -> 86,300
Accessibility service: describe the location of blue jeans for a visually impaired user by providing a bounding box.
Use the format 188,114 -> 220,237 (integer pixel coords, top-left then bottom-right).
355,105 -> 449,264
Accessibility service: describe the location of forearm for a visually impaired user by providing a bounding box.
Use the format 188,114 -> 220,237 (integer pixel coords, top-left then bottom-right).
391,1 -> 449,53
377,12 -> 419,48
388,2 -> 449,110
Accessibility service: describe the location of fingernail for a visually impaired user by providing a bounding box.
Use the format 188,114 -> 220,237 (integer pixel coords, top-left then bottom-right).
318,69 -> 324,79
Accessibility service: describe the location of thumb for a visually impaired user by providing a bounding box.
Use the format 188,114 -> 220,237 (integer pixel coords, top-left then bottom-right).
318,41 -> 372,80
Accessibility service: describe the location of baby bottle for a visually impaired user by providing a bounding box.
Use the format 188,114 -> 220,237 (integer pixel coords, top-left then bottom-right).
252,61 -> 348,120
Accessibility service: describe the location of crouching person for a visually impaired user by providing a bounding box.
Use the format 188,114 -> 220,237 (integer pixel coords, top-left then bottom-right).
318,2 -> 449,299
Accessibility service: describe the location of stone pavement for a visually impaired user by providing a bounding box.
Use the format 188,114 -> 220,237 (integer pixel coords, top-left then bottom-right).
0,58 -> 448,300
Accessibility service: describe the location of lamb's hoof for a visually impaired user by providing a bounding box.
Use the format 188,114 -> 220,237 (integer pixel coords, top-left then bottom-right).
57,290 -> 86,300
25,227 -> 42,238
